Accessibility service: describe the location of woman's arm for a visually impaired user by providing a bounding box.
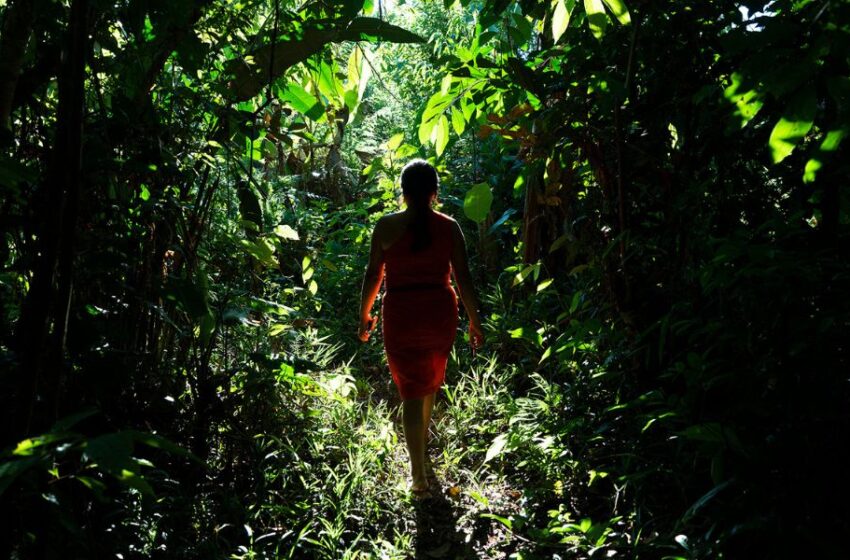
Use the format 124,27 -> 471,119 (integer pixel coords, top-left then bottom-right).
450,220 -> 485,349
358,220 -> 385,341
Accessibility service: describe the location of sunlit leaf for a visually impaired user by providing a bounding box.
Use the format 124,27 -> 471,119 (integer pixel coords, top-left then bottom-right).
241,238 -> 277,267
602,0 -> 630,25
484,433 -> 508,463
317,60 -> 344,103
279,82 -> 325,122
552,0 -> 571,42
724,72 -> 763,129
769,86 -> 816,163
537,278 -> 554,292
803,129 -> 847,183
584,0 -> 608,38
463,182 -> 493,222
418,118 -> 436,145
423,91 -> 451,123
512,264 -> 537,286
451,106 -> 466,136
273,224 -> 299,240
386,132 -> 404,151
435,114 -> 450,156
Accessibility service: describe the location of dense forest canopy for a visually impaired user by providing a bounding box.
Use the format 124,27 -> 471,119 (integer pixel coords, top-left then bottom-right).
1,0 -> 848,557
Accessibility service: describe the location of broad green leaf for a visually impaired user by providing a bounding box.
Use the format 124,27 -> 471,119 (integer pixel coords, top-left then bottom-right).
512,264 -> 536,286
241,237 -> 277,267
343,88 -> 359,111
463,182 -> 493,223
280,82 -> 325,122
418,118 -> 436,145
357,49 -> 372,101
308,279 -> 318,295
13,433 -> 70,456
451,106 -> 466,136
484,433 -> 508,463
769,86 -> 816,163
395,144 -> 418,159
724,72 -> 763,128
803,129 -> 846,183
273,224 -> 299,240
602,0 -> 630,25
480,513 -> 513,530
537,278 -> 554,292
435,114 -> 450,156
347,45 -> 372,107
440,73 -> 453,95
461,96 -> 475,121
317,60 -> 344,103
584,0 -> 608,39
347,47 -> 362,87
386,132 -> 404,150
802,158 -> 822,184
341,17 -> 426,44
423,91 -> 451,123
552,0 -> 570,42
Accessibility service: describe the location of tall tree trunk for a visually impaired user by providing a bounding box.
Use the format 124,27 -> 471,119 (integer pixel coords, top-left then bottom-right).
12,0 -> 88,441
0,0 -> 36,131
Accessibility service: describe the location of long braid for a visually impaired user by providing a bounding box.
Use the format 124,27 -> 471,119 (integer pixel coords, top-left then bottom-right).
400,160 -> 438,253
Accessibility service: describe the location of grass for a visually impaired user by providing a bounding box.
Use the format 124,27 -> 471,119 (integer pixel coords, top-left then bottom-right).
214,318 -> 631,559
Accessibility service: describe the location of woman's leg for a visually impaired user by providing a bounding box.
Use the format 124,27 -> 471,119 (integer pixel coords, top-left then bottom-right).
402,397 -> 428,491
422,391 -> 435,442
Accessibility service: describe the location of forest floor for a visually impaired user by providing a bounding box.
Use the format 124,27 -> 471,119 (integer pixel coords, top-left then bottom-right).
330,351 -> 530,559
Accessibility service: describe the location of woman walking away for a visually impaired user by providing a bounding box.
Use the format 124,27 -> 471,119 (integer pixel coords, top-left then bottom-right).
358,159 -> 485,497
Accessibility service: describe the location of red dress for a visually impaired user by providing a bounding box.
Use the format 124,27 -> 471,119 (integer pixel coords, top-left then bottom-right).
381,211 -> 458,400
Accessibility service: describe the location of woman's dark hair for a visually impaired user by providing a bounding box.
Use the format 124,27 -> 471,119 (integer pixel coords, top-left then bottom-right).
400,159 -> 439,252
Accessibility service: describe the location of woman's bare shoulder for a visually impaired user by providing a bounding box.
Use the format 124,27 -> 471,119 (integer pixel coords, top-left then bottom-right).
433,210 -> 459,225
375,212 -> 404,229
374,212 -> 408,244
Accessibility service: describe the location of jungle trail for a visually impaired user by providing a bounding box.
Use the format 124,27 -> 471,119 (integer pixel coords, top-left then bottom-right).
0,1 -> 848,558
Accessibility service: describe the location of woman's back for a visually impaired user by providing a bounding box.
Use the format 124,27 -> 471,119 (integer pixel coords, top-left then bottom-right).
383,211 -> 454,291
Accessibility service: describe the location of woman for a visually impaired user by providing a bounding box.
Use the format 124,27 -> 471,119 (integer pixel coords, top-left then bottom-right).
358,159 -> 485,496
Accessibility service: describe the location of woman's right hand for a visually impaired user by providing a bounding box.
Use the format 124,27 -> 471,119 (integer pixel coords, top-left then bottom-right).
469,322 -> 485,351
358,314 -> 376,342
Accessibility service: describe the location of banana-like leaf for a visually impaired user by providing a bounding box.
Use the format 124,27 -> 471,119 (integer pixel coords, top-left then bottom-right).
552,0 -> 571,42
228,19 -> 423,102
584,0 -> 608,39
602,0 -> 631,25
339,17 -> 426,44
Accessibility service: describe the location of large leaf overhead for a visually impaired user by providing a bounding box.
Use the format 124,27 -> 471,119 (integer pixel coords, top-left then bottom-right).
339,17 -> 426,43
769,86 -> 817,163
228,18 -> 424,102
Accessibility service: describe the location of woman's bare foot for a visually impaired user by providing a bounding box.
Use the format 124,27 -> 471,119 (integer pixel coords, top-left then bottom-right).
411,474 -> 430,497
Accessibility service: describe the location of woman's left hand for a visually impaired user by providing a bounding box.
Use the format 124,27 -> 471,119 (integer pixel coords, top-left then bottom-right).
358,314 -> 376,342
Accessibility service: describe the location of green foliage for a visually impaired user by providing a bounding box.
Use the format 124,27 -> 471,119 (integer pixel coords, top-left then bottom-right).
1,0 -> 848,557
